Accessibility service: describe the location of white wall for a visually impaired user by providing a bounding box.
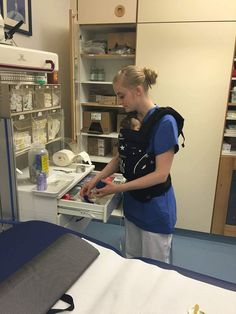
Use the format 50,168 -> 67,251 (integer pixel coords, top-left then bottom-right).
9,0 -> 73,137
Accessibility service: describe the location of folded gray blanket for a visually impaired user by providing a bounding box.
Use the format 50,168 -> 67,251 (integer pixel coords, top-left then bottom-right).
0,233 -> 99,314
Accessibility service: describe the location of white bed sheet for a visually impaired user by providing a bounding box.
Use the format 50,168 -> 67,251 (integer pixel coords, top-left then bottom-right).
54,240 -> 236,314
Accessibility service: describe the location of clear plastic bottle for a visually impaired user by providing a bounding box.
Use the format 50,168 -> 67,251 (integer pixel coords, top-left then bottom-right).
28,143 -> 49,183
90,66 -> 97,81
97,68 -> 105,81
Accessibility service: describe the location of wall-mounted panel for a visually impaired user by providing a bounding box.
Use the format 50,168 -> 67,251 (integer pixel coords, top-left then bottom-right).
78,0 -> 137,24
138,0 -> 236,23
136,22 -> 236,232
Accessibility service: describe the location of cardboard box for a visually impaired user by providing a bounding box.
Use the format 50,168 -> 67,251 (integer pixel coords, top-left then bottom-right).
108,32 -> 136,52
89,94 -> 118,106
82,111 -> 115,134
99,96 -> 117,106
116,113 -> 127,132
87,137 -> 111,156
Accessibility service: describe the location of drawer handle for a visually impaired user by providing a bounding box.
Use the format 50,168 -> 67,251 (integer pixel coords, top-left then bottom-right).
114,5 -> 125,18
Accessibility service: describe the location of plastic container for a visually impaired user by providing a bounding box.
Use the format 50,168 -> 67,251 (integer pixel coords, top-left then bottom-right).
35,85 -> 52,109
97,68 -> 105,81
90,66 -> 98,81
52,85 -> 61,107
37,172 -> 47,191
22,85 -> 34,111
10,85 -> 23,112
28,143 -> 49,183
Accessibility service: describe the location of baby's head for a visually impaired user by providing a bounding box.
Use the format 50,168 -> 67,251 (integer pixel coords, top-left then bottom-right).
120,116 -> 140,131
130,117 -> 140,131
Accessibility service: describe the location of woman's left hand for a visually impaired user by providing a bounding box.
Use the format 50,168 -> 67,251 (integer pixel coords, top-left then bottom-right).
94,180 -> 121,197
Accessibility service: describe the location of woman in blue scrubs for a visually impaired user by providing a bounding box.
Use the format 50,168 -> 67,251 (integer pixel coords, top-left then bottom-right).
80,65 -> 179,263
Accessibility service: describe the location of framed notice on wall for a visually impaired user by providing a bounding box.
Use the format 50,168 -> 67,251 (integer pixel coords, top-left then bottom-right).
0,0 -> 32,36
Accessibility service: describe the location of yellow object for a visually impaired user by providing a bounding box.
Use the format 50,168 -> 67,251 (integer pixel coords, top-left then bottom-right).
188,304 -> 205,314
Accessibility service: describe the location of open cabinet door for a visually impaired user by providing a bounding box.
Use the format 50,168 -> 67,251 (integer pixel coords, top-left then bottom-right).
69,8 -> 79,141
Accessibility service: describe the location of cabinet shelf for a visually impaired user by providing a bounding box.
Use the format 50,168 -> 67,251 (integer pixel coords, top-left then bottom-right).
224,133 -> 236,137
74,21 -> 136,169
15,137 -> 63,157
81,132 -> 118,139
81,53 -> 135,60
90,154 -> 113,163
81,81 -> 113,85
222,150 -> 236,156
81,102 -> 123,109
11,106 -> 61,117
228,102 -> 236,106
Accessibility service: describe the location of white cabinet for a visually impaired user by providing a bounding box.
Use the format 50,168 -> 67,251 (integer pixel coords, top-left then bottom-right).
17,165 -> 123,227
138,0 -> 236,23
69,1 -> 236,233
72,22 -> 136,167
78,0 -> 137,24
136,21 -> 236,232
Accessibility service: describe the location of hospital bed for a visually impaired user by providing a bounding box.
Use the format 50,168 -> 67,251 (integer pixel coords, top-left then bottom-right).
0,220 -> 236,314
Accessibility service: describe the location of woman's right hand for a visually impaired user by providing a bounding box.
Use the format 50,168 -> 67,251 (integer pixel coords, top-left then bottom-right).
79,177 -> 98,198
80,154 -> 119,198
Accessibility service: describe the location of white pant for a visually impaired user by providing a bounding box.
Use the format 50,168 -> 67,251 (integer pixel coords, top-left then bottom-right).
125,218 -> 172,263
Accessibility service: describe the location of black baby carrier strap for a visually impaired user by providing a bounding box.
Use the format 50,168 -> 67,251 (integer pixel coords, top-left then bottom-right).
118,106 -> 185,202
141,106 -> 185,151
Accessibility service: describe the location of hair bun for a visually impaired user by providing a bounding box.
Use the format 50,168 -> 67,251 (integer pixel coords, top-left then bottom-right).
143,68 -> 158,88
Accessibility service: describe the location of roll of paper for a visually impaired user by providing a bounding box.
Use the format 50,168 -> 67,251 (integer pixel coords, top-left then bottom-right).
52,149 -> 75,167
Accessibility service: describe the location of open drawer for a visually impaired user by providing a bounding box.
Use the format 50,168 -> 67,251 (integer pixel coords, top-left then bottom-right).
57,172 -> 124,223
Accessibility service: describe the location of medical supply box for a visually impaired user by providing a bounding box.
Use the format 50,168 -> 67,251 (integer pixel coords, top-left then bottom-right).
82,111 -> 115,134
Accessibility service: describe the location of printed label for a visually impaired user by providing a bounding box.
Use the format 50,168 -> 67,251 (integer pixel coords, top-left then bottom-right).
91,113 -> 102,121
41,154 -> 49,174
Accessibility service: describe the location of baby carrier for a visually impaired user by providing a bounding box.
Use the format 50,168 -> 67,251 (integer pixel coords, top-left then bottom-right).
118,106 -> 185,202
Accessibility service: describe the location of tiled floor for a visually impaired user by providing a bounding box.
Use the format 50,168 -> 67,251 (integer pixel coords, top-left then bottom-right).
81,218 -> 236,284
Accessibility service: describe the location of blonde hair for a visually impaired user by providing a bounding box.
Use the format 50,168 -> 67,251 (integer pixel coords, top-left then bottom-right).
113,65 -> 158,92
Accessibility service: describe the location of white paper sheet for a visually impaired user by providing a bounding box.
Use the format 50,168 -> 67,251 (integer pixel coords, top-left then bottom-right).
53,241 -> 236,314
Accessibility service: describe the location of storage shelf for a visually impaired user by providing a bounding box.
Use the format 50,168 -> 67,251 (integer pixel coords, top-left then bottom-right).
81,102 -> 123,109
224,133 -> 236,137
81,53 -> 135,60
228,103 -> 236,106
90,155 -> 113,163
81,132 -> 118,139
222,150 -> 236,156
81,80 -> 113,85
11,106 -> 61,117
226,117 -> 236,120
76,24 -> 136,170
15,137 -> 63,157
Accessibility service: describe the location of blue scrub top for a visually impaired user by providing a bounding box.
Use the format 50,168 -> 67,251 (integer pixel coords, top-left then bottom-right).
123,106 -> 178,234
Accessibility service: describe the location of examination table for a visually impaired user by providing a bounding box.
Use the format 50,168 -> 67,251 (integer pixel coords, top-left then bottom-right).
0,220 -> 236,314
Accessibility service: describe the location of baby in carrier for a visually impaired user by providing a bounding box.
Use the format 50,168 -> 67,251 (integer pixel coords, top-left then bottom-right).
120,115 -> 141,131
